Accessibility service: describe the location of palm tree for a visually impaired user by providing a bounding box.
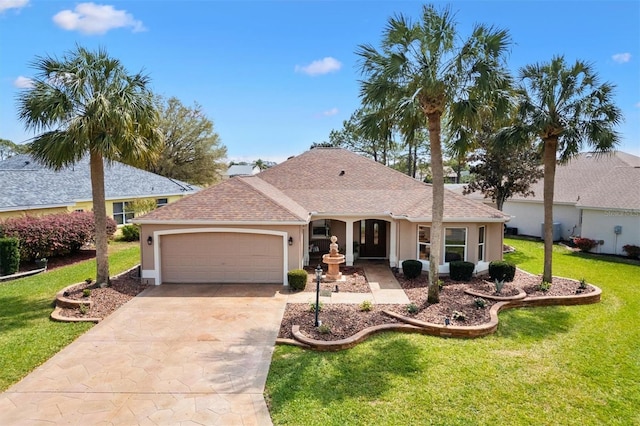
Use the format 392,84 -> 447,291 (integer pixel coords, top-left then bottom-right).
17,45 -> 161,285
512,56 -> 622,282
357,4 -> 512,302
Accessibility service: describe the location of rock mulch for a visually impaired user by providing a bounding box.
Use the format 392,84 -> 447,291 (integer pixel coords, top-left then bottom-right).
58,269 -> 148,319
279,269 -> 592,341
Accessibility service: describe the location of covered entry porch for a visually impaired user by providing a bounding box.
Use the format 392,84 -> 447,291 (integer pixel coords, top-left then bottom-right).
304,217 -> 398,267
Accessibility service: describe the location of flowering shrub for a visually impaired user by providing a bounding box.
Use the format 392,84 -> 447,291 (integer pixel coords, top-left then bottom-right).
0,212 -> 116,261
573,237 -> 598,252
622,244 -> 640,260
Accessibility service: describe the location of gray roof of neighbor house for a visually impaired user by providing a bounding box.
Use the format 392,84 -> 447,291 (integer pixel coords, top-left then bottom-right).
0,154 -> 199,212
507,151 -> 640,210
136,147 -> 508,224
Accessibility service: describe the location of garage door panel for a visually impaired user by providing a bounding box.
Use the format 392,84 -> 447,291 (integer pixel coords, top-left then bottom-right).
161,232 -> 283,283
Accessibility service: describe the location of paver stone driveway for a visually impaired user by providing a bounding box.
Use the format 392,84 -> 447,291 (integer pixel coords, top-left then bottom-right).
0,283 -> 288,425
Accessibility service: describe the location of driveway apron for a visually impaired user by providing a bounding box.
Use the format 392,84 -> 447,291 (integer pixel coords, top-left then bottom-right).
0,283 -> 288,425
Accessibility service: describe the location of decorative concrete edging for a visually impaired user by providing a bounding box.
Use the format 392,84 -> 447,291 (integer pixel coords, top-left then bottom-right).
289,323 -> 428,351
50,265 -> 140,323
285,283 -> 602,349
464,287 -> 527,301
0,267 -> 46,283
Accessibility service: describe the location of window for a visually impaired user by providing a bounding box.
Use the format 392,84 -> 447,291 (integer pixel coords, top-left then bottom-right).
156,198 -> 168,208
418,226 -> 430,260
113,201 -> 134,225
445,228 -> 467,262
478,226 -> 485,262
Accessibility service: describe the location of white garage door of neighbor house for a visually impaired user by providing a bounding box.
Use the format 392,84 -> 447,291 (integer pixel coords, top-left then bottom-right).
160,232 -> 284,284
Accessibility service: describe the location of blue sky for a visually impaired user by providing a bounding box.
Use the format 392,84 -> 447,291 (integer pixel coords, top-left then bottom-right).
1,0 -> 638,163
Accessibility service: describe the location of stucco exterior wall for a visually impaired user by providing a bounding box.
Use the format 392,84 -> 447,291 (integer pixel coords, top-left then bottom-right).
0,206 -> 71,219
396,220 -> 503,267
503,201 -> 580,239
581,208 -> 640,255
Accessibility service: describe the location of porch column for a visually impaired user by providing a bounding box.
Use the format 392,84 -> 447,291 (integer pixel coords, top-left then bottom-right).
389,220 -> 398,267
303,224 -> 310,266
345,219 -> 354,266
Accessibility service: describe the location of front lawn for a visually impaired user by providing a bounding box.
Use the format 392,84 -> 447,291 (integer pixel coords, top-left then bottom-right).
265,238 -> 640,425
0,242 -> 140,391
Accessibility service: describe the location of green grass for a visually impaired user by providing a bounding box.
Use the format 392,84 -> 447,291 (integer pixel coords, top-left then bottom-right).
265,237 -> 640,425
0,242 -> 140,391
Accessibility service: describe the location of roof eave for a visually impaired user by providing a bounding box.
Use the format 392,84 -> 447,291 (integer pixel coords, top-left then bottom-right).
392,215 -> 510,223
132,219 -> 308,226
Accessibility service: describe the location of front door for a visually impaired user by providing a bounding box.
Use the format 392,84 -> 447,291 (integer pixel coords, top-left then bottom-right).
360,220 -> 387,258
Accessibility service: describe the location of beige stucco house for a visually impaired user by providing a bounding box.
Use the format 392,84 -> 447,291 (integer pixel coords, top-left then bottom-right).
134,148 -> 509,285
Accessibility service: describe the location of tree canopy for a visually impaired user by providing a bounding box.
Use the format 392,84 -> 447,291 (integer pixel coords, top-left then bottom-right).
17,45 -> 161,285
141,96 -> 227,186
0,139 -> 28,161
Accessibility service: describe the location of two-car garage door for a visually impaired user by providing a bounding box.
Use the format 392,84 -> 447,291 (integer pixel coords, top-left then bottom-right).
160,232 -> 284,284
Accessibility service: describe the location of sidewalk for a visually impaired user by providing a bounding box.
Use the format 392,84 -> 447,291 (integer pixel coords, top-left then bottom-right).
287,262 -> 410,305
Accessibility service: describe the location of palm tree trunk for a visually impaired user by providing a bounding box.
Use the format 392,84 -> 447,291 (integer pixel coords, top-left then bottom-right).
542,136 -> 558,282
90,151 -> 110,285
427,112 -> 443,303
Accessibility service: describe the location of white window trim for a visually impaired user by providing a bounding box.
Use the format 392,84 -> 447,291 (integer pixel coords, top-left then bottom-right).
444,227 -> 467,262
478,226 -> 486,262
417,225 -> 430,260
113,201 -> 135,225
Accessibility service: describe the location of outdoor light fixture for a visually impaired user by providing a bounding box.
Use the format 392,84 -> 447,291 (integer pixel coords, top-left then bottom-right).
314,265 -> 323,327
288,236 -> 293,246
147,236 -> 153,245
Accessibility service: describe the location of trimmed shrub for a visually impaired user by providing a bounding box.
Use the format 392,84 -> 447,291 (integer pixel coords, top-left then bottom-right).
0,212 -> 117,262
449,261 -> 475,281
402,259 -> 423,279
488,260 -> 516,282
622,244 -> 640,260
573,237 -> 598,252
0,237 -> 20,276
287,269 -> 308,291
121,224 -> 140,242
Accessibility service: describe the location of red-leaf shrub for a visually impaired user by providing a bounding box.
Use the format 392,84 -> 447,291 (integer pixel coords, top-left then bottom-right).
573,237 -> 598,252
0,212 -> 116,261
623,244 -> 640,260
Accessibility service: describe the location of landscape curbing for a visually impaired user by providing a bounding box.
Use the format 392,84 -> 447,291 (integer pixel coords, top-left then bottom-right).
283,282 -> 602,350
50,264 -> 140,323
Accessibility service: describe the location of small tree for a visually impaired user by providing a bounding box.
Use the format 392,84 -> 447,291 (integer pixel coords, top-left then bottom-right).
464,140 -> 543,210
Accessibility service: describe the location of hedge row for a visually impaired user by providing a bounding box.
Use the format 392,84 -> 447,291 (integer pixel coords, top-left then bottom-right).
0,212 -> 116,262
0,237 -> 20,275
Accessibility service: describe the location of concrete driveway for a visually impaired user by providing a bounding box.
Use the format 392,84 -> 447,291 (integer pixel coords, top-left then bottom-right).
0,283 -> 288,425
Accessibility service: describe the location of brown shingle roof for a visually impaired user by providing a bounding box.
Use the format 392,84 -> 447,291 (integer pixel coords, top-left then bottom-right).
137,147 -> 509,223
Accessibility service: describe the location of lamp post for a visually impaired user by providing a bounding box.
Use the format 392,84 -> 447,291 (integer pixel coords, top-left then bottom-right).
315,264 -> 322,327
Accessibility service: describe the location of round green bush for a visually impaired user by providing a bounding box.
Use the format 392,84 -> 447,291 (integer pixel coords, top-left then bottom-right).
121,224 -> 140,242
287,269 -> 308,291
402,259 -> 423,279
449,261 -> 475,281
488,260 -> 516,282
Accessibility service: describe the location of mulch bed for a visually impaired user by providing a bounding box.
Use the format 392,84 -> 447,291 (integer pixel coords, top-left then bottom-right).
302,265 -> 370,293
58,269 -> 148,319
279,269 -> 592,341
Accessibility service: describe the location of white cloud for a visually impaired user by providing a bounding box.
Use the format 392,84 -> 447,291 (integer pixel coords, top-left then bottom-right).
53,2 -> 146,35
635,102 -> 640,108
295,57 -> 342,76
0,0 -> 28,13
322,107 -> 339,117
612,52 -> 631,64
13,75 -> 33,88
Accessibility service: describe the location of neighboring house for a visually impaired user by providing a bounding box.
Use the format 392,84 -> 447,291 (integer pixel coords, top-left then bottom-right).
498,151 -> 640,255
0,154 -> 199,223
135,147 -> 509,285
224,164 -> 261,179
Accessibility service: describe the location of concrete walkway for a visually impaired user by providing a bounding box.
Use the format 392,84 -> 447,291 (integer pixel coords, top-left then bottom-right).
0,283 -> 288,425
287,262 -> 410,305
